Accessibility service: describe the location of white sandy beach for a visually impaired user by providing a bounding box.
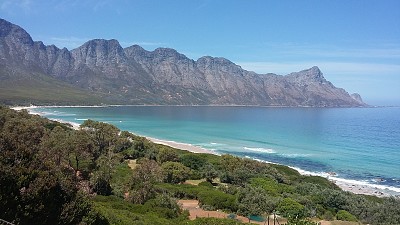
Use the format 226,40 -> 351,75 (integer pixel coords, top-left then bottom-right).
333,179 -> 389,196
330,177 -> 400,198
146,137 -> 215,154
293,167 -> 400,198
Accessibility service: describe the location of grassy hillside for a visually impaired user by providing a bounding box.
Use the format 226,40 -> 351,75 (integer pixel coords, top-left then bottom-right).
0,68 -> 108,105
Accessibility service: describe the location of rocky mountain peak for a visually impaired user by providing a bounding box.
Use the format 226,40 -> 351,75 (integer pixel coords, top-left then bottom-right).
77,39 -> 123,53
197,56 -> 234,65
124,44 -> 147,56
286,66 -> 328,86
196,56 -> 242,73
351,93 -> 364,104
71,39 -> 126,68
299,66 -> 324,80
151,47 -> 188,61
0,18 -> 15,37
0,19 -> 33,45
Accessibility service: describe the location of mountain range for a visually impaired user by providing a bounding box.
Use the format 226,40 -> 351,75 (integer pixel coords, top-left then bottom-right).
0,18 -> 365,107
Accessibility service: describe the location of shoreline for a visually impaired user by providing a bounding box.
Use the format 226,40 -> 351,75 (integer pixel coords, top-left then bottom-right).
146,137 -> 216,155
290,167 -> 400,198
14,105 -> 400,198
145,137 -> 400,198
10,104 -> 391,109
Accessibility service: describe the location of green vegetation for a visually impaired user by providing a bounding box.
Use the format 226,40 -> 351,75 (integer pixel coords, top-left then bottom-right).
1,106 -> 399,225
0,70 -> 107,105
336,210 -> 357,222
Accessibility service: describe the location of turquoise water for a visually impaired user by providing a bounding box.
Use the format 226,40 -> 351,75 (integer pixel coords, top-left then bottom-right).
32,106 -> 400,191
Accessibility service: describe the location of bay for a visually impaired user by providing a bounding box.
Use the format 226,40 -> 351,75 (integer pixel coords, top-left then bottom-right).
32,106 -> 400,192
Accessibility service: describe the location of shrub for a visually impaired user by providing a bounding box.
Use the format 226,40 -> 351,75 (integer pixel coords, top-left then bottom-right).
198,181 -> 213,188
157,147 -> 179,163
237,185 -> 277,217
180,154 -> 207,170
250,177 -> 294,196
197,189 -> 237,212
336,210 -> 357,222
322,210 -> 334,221
277,198 -> 306,219
144,194 -> 181,219
161,162 -> 191,184
298,176 -> 338,189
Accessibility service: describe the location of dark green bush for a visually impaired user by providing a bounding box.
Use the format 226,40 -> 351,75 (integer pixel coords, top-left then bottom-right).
180,154 -> 207,170
198,181 -> 214,188
197,189 -> 237,212
336,210 -> 357,222
298,176 -> 338,189
277,198 -> 306,219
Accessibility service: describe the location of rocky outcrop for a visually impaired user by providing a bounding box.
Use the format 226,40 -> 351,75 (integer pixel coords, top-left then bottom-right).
351,93 -> 364,104
0,18 -> 366,106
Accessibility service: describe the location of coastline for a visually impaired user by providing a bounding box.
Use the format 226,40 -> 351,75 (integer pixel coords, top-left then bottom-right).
13,105 -> 400,198
291,167 -> 400,198
141,137 -> 400,198
147,137 -> 216,155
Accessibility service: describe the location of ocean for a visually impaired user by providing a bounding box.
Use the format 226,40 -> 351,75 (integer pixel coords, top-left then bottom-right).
31,106 -> 400,194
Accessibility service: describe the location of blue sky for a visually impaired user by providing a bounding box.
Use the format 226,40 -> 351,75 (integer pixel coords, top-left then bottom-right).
1,0 -> 399,106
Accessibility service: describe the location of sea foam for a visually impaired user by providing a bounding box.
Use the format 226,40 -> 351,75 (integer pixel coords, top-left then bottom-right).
243,147 -> 276,153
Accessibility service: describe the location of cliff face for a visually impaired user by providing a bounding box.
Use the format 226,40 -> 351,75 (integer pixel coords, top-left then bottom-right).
0,18 -> 366,106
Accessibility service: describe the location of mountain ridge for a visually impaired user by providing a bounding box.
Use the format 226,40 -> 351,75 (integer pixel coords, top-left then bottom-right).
0,18 -> 366,107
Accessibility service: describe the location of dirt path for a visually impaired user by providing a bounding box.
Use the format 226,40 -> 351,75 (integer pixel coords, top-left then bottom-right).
178,199 -> 286,224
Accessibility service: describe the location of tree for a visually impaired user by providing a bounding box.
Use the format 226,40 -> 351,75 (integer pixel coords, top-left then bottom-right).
114,131 -> 133,153
161,161 -> 191,184
277,198 -> 306,219
218,155 -> 252,185
80,120 -> 119,157
39,126 -> 71,169
157,147 -> 179,164
144,193 -> 181,219
0,108 -> 97,225
180,154 -> 207,170
237,185 -> 275,217
0,113 -> 46,166
219,154 -> 243,173
200,163 -> 218,183
90,154 -> 116,196
130,136 -> 159,160
70,130 -> 95,171
130,158 -> 162,204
